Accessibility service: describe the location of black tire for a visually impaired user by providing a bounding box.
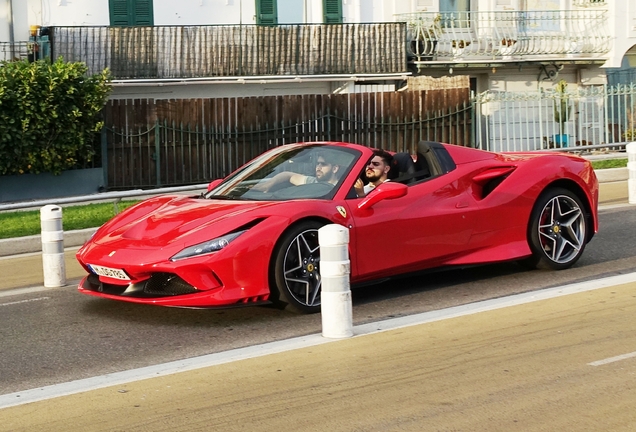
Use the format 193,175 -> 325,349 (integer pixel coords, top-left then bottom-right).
522,187 -> 588,270
270,221 -> 324,314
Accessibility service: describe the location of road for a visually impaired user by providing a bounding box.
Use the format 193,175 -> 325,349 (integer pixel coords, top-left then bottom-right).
2,277 -> 636,431
0,198 -> 634,394
0,182 -> 634,430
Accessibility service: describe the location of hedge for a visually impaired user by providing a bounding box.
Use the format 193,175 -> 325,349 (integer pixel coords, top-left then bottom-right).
0,58 -> 111,175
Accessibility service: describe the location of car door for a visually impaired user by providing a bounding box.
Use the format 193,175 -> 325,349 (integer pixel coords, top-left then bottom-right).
347,174 -> 480,282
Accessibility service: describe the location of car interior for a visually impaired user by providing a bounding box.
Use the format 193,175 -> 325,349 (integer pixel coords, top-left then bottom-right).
388,141 -> 457,185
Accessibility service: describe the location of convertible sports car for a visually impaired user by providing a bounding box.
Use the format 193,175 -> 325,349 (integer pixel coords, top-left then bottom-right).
76,141 -> 599,313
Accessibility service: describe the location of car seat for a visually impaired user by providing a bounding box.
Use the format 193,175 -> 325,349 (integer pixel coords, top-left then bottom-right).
390,152 -> 417,184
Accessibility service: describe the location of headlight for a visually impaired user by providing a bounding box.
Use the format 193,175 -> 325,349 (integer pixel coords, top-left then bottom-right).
171,230 -> 246,261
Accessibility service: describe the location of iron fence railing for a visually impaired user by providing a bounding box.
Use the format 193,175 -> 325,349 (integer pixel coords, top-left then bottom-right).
474,83 -> 636,152
104,105 -> 472,189
50,23 -> 407,79
396,9 -> 611,62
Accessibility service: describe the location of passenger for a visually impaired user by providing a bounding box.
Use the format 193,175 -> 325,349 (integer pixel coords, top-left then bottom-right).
255,151 -> 342,192
354,149 -> 393,197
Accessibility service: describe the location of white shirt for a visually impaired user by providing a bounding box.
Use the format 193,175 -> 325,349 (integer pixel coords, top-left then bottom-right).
362,179 -> 389,195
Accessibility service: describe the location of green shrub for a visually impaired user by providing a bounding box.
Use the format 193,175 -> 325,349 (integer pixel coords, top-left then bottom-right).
0,58 -> 111,175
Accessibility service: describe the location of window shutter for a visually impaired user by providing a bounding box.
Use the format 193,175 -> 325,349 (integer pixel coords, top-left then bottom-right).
109,0 -> 154,26
133,0 -> 154,25
257,0 -> 277,25
323,0 -> 342,23
110,0 -> 131,26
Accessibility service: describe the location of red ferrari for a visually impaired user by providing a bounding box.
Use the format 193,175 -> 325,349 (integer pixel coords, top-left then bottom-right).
76,141 -> 599,313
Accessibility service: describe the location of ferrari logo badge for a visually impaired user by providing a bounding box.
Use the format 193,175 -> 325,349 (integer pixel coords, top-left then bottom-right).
109,251 -> 117,257
553,226 -> 560,234
336,206 -> 347,218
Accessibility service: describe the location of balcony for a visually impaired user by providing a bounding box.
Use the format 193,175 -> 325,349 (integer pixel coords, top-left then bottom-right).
396,10 -> 611,66
48,23 -> 407,80
1,41 -> 41,62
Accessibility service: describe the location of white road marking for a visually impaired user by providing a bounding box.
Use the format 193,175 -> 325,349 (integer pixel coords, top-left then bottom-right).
588,351 -> 636,367
0,297 -> 50,307
0,285 -> 62,299
1,271 -> 636,409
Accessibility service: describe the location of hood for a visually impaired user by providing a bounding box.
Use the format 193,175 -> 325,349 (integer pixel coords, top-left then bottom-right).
94,195 -> 277,247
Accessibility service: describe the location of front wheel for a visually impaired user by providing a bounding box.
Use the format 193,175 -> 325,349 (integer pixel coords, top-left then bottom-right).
523,187 -> 588,270
271,221 -> 324,314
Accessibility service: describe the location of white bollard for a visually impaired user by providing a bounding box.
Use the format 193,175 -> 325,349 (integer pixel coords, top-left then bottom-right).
319,224 -> 353,339
40,205 -> 66,287
628,142 -> 636,205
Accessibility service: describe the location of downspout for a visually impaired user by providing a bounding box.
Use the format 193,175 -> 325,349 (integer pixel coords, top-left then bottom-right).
7,0 -> 14,44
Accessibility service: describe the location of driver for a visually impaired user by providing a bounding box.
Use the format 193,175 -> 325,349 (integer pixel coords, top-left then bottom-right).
254,151 -> 342,192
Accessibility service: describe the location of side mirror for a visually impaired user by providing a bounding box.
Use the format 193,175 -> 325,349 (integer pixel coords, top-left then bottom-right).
207,179 -> 223,192
358,182 -> 408,210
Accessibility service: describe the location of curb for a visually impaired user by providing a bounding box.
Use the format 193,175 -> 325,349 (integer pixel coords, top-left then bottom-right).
594,167 -> 628,183
0,228 -> 97,257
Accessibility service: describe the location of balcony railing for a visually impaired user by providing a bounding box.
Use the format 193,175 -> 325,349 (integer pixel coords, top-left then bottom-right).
49,23 -> 407,80
396,10 -> 611,63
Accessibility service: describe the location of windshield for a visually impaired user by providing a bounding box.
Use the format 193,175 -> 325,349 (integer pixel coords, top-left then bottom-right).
204,144 -> 360,201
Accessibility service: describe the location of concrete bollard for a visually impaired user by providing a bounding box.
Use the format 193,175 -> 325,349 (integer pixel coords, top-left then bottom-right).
40,205 -> 66,287
318,224 -> 353,339
628,142 -> 636,205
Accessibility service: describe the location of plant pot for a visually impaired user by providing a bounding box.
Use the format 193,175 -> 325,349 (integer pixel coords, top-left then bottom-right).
553,134 -> 569,148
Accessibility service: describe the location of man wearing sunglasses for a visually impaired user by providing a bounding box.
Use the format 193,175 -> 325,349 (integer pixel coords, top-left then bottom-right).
354,149 -> 393,197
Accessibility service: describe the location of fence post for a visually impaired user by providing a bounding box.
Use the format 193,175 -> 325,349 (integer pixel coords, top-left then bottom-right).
628,142 -> 636,205
155,120 -> 162,187
101,127 -> 108,190
318,224 -> 353,339
40,205 -> 66,287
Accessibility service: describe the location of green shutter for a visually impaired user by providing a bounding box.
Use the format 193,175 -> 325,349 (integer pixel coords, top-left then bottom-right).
323,0 -> 342,23
110,0 -> 131,26
109,0 -> 154,26
256,0 -> 277,25
133,0 -> 154,25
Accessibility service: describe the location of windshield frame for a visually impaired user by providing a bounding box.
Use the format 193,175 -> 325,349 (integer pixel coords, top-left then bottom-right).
203,143 -> 362,201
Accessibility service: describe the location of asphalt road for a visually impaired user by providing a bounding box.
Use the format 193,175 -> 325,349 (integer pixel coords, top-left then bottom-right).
2,279 -> 636,431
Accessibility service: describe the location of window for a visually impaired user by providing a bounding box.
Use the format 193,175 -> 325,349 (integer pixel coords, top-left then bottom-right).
440,0 -> 470,13
109,0 -> 153,26
440,0 -> 470,28
256,0 -> 278,25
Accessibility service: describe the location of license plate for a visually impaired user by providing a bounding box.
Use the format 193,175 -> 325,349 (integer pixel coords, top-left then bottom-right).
88,264 -> 131,281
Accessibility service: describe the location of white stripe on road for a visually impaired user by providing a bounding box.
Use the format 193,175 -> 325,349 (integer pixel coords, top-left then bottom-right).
0,285 -> 61,299
588,351 -> 636,367
1,271 -> 636,409
0,297 -> 50,307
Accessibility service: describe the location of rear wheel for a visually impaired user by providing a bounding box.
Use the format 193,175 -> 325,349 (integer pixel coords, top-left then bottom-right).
523,188 -> 588,270
271,221 -> 324,314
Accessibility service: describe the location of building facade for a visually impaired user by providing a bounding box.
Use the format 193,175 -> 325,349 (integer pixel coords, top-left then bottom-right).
1,1 -> 635,100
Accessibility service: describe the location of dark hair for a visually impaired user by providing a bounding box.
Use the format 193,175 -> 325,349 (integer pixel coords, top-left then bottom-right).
373,149 -> 393,166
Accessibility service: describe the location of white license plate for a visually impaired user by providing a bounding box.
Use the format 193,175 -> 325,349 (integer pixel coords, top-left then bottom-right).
88,264 -> 131,281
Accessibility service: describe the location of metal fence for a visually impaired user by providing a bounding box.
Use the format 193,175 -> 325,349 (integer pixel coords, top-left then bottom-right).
104,104 -> 473,189
474,83 -> 636,152
396,9 -> 611,62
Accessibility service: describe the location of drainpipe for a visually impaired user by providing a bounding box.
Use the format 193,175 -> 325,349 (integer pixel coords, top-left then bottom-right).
7,0 -> 15,44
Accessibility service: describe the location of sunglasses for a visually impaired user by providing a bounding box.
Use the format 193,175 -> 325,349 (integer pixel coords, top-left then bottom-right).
316,161 -> 331,167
